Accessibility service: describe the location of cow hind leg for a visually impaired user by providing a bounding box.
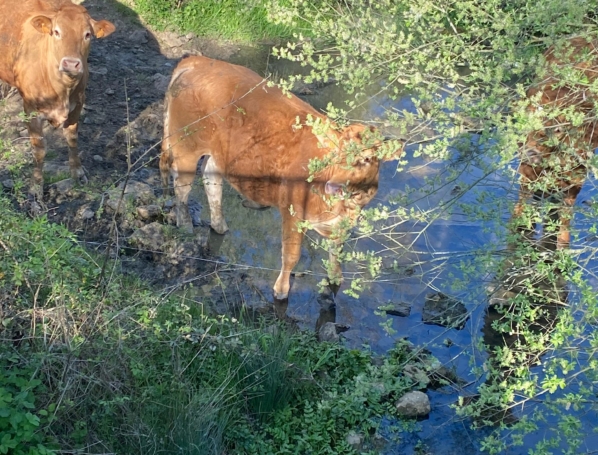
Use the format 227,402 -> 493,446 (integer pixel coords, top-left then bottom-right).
172,165 -> 196,233
274,211 -> 305,300
203,157 -> 229,234
159,147 -> 173,197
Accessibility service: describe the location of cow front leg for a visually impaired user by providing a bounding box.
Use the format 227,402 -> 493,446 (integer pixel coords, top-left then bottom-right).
27,115 -> 46,200
555,190 -> 580,250
63,118 -> 87,185
509,182 -> 537,250
274,211 -> 305,300
203,157 -> 229,234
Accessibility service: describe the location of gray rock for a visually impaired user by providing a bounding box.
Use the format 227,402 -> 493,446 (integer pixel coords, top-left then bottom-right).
106,180 -> 155,213
128,222 -> 167,252
52,178 -> 75,195
93,154 -> 104,162
137,204 -> 162,220
384,301 -> 411,317
152,73 -> 170,93
2,179 -> 14,189
346,431 -> 363,450
395,391 -> 431,417
318,322 -> 340,343
403,364 -> 430,387
79,207 -> 95,220
89,66 -> 108,75
44,162 -> 71,176
422,292 -> 468,329
129,29 -> 149,44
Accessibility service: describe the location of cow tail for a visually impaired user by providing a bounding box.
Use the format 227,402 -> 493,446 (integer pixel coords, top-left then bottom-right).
160,67 -> 190,195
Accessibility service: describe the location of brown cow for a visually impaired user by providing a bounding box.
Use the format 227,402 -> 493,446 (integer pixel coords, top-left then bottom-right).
515,37 -> 598,249
160,56 -> 402,300
0,0 -> 115,199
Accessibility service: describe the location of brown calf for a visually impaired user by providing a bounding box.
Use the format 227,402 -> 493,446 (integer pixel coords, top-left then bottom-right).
0,0 -> 115,198
160,56 -> 401,300
515,37 -> 598,249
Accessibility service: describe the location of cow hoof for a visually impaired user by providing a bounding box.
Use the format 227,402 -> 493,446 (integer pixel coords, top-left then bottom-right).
273,289 -> 289,301
210,220 -> 229,235
78,174 -> 88,185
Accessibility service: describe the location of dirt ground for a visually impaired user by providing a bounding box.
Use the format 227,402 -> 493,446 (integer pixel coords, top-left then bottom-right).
0,0 -> 276,313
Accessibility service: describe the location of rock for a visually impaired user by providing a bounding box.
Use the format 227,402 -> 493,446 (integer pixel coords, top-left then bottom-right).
395,391 -> 431,417
44,162 -> 71,176
346,431 -> 363,450
403,364 -> 430,387
159,31 -> 187,48
106,180 -> 155,213
383,301 -> 411,317
128,222 -> 167,252
93,154 -> 104,162
318,322 -> 340,343
137,204 -> 162,221
2,179 -> 14,190
78,206 -> 95,220
89,66 -> 108,75
422,292 -> 468,329
129,29 -> 149,44
52,178 -> 75,195
152,73 -> 170,93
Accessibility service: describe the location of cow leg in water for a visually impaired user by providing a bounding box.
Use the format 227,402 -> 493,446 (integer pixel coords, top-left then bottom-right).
203,157 -> 229,234
63,104 -> 87,185
27,114 -> 46,200
509,182 -> 537,249
555,188 -> 581,250
274,211 -> 305,300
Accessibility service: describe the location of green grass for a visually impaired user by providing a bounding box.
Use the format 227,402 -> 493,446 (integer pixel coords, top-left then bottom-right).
125,0 -> 296,43
0,193 -> 434,454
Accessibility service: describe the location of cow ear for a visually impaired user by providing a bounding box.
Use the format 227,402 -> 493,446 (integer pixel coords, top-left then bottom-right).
31,16 -> 53,35
90,19 -> 116,39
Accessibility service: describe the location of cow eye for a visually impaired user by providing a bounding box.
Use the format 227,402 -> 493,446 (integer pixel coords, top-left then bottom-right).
84,31 -> 92,40
53,29 -> 61,38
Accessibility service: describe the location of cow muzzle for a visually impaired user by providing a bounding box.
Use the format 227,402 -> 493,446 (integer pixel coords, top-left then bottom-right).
59,57 -> 83,76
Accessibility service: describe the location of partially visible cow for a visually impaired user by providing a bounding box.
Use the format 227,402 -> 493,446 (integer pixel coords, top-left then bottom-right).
0,0 -> 115,199
160,56 -> 402,300
515,37 -> 598,249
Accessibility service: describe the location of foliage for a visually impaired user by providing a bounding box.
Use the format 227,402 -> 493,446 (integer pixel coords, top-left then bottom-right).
125,0 -> 295,42
0,197 -> 437,454
262,0 -> 598,453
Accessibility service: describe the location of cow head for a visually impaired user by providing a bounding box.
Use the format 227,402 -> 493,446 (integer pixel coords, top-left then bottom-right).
30,5 -> 115,80
318,124 -> 404,210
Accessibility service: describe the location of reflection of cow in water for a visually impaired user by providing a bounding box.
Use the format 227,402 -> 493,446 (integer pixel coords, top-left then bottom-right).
476,237 -> 568,425
514,37 -> 598,249
160,55 -> 402,301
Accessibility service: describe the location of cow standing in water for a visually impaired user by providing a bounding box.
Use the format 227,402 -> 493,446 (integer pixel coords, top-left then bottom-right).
515,37 -> 598,249
0,0 -> 115,200
160,56 -> 402,300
